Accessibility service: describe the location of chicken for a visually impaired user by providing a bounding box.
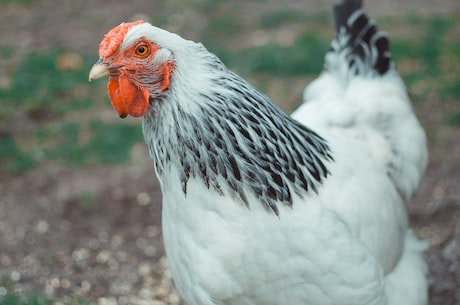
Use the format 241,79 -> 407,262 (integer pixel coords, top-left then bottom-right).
88,0 -> 428,304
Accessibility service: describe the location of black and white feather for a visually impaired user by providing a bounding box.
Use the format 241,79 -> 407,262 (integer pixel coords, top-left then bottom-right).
328,0 -> 392,78
145,60 -> 333,215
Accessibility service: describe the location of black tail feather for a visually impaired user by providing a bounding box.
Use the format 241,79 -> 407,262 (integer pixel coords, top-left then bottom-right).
333,0 -> 363,34
332,0 -> 392,76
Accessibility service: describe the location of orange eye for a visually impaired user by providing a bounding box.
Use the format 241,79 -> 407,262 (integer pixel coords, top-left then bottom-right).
135,45 -> 149,56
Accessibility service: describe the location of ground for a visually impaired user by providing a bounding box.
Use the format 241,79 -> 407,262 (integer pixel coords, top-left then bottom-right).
0,0 -> 459,304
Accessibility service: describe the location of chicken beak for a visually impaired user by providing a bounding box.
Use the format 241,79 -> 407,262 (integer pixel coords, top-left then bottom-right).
88,60 -> 110,81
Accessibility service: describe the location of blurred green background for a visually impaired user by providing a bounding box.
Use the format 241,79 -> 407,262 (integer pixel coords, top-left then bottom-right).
1,1 -> 459,175
0,0 -> 459,304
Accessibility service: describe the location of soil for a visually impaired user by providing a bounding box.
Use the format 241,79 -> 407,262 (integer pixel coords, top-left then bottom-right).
1,0 -> 459,304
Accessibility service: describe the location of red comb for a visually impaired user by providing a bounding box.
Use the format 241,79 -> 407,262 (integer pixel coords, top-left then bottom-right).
99,20 -> 145,60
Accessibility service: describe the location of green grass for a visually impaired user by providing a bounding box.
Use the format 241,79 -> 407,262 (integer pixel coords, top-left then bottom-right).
195,0 -> 228,13
0,294 -> 89,305
260,10 -> 330,29
0,120 -> 143,174
0,50 -> 95,119
0,294 -> 51,305
201,15 -> 243,46
259,9 -> 310,29
446,112 -> 460,126
420,17 -> 454,74
386,15 -> 459,96
0,137 -> 37,174
68,120 -> 143,165
231,32 -> 328,76
0,46 -> 13,58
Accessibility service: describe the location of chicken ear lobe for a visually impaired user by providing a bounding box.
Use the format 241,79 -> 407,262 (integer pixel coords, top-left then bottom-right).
157,61 -> 174,91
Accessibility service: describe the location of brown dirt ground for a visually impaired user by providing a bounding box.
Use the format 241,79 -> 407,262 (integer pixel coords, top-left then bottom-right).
1,0 -> 459,304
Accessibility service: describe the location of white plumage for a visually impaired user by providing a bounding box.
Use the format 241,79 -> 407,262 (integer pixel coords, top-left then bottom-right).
90,1 -> 429,304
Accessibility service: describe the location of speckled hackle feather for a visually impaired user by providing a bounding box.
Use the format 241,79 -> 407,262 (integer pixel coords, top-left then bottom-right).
99,20 -> 145,60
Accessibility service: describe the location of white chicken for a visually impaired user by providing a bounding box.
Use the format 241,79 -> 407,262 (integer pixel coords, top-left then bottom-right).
89,0 -> 429,304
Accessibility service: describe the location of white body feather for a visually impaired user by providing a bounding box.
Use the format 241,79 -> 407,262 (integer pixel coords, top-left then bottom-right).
124,3 -> 429,305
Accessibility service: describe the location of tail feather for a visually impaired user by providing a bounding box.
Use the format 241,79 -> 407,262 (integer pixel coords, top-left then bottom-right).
329,0 -> 392,77
301,0 -> 428,201
333,0 -> 362,34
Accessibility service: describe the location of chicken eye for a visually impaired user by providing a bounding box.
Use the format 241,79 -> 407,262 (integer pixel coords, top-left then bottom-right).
135,45 -> 149,56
